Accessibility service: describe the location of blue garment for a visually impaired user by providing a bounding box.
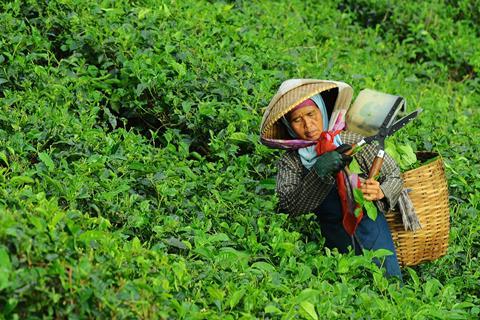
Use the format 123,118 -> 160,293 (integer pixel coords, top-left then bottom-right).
316,185 -> 402,280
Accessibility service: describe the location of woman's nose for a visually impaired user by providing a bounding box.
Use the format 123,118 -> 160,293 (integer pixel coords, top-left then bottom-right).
304,117 -> 315,129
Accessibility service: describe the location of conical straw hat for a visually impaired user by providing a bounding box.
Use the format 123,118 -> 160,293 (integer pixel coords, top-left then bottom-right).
260,79 -> 353,147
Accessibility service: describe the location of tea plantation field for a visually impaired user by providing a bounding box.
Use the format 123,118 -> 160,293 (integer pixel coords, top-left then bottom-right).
1,0 -> 479,318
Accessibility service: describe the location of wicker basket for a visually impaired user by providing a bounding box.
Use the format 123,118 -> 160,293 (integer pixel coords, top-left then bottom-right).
385,152 -> 450,266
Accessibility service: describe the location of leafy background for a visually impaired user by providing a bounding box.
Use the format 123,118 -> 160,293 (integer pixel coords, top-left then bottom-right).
1,0 -> 479,318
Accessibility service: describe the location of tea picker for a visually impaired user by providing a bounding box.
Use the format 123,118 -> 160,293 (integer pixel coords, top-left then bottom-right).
260,79 -> 429,278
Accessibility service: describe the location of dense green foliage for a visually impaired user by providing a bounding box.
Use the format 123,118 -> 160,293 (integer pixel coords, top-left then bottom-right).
1,0 -> 479,318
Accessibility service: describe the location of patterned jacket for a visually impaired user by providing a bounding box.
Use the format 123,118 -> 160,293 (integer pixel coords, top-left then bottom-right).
276,131 -> 403,216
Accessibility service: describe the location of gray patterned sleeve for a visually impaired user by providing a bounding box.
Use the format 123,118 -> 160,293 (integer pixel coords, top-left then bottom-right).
275,151 -> 335,216
375,150 -> 403,212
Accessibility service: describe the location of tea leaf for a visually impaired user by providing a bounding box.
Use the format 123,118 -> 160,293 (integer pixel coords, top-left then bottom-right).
295,289 -> 320,304
251,261 -> 276,273
353,188 -> 365,205
265,304 -> 282,314
166,237 -> 187,250
229,132 -> 249,142
354,207 -> 363,217
0,247 -> 12,290
39,152 -> 55,171
348,157 -> 363,174
337,257 -> 349,274
229,289 -> 245,309
399,145 -> 417,167
372,249 -> 393,258
10,175 -> 35,185
364,200 -> 378,221
299,301 -> 318,320
0,151 -> 8,166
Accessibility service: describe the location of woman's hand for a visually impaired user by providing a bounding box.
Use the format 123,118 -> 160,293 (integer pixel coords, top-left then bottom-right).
360,178 -> 385,201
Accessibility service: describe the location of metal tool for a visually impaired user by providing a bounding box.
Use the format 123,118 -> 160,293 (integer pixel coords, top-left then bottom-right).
345,108 -> 422,178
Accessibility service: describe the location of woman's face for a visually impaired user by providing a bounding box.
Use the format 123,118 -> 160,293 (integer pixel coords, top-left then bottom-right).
289,105 -> 324,141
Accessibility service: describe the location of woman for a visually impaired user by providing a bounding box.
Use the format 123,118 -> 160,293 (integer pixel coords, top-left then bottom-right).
260,79 -> 403,279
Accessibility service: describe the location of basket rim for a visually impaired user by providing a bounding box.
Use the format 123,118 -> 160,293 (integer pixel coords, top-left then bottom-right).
401,151 -> 443,175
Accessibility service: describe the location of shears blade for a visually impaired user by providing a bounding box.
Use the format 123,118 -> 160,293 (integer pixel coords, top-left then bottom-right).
347,108 -> 422,155
387,108 -> 423,137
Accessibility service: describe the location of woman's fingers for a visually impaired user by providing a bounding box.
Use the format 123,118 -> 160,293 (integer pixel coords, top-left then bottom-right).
360,179 -> 384,200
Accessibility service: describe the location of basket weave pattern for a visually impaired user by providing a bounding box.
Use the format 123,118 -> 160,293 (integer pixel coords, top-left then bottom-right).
385,152 -> 450,266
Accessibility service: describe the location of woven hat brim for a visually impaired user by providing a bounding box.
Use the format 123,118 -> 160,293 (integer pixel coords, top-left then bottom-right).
260,81 -> 345,141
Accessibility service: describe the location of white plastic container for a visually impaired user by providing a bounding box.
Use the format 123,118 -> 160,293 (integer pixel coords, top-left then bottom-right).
346,89 -> 406,137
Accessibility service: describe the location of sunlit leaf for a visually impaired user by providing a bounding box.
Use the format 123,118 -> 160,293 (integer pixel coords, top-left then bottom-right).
299,301 -> 318,320
364,200 -> 378,221
229,289 -> 245,309
0,151 -> 8,166
348,157 -> 363,174
353,188 -> 365,204
0,247 -> 12,290
39,152 -> 55,171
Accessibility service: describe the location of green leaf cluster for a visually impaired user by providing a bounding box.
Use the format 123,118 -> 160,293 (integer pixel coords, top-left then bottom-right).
353,189 -> 378,221
385,140 -> 419,171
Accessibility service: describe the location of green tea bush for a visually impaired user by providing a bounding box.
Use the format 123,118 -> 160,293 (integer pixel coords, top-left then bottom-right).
1,0 -> 479,318
338,0 -> 480,81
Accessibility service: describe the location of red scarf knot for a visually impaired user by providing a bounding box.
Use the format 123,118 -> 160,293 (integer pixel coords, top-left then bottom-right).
315,130 -> 342,155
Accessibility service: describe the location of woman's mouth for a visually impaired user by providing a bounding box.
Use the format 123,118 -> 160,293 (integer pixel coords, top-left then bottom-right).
305,131 -> 320,140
